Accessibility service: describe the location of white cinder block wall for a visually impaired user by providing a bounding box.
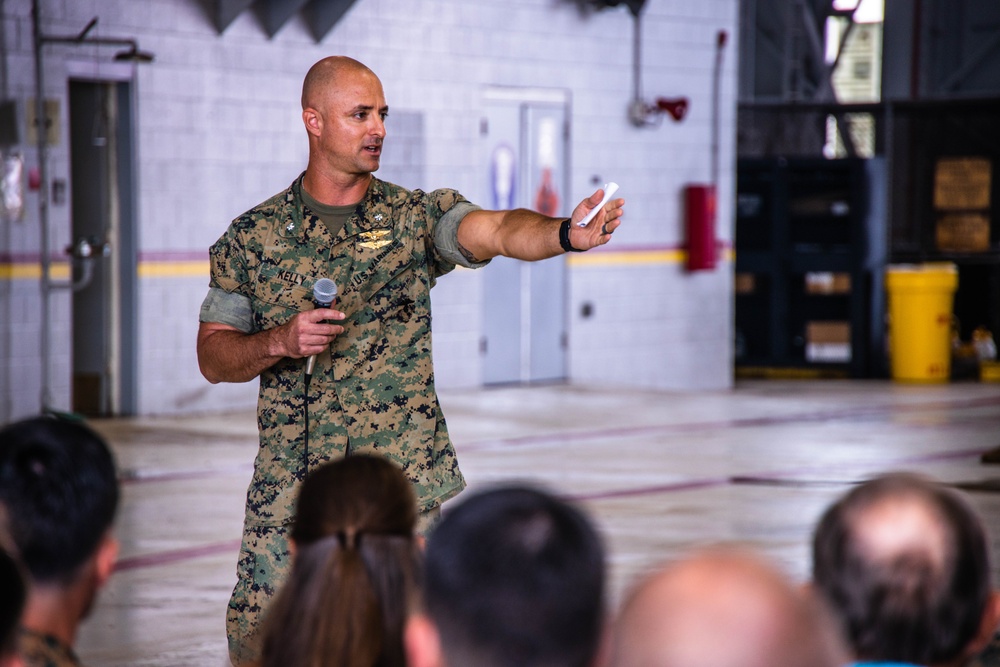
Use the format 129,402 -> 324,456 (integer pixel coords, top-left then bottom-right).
0,0 -> 737,420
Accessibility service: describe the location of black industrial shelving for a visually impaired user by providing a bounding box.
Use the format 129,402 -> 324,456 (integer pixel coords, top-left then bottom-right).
734,157 -> 887,378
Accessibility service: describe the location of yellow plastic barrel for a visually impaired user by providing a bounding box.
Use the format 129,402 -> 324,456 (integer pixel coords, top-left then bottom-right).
885,263 -> 958,382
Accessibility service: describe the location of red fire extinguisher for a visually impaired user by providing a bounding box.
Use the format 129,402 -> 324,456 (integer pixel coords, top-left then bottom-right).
685,184 -> 716,271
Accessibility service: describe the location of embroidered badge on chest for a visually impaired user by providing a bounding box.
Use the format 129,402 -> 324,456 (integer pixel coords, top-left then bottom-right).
357,228 -> 392,250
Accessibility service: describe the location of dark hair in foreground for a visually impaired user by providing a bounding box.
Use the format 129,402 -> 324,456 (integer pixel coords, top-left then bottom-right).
812,472 -> 991,665
0,546 -> 26,657
422,485 -> 606,667
260,454 -> 419,667
0,415 -> 119,585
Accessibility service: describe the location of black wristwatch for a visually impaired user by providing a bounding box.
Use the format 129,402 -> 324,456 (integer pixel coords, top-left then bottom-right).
559,218 -> 584,253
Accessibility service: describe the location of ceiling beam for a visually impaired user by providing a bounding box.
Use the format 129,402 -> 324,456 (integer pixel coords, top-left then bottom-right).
256,0 -> 311,38
214,0 -> 255,33
303,0 -> 360,43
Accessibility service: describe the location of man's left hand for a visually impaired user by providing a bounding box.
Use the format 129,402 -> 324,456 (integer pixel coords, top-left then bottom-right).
569,187 -> 625,250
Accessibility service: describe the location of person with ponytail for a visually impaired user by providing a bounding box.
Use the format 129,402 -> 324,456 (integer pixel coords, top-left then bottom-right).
259,454 -> 420,667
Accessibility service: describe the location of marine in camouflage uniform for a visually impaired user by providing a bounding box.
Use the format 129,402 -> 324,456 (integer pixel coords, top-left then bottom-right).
200,173 -> 487,665
199,54 -> 624,666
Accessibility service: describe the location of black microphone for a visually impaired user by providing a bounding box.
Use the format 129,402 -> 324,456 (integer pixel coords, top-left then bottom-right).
304,278 -> 338,377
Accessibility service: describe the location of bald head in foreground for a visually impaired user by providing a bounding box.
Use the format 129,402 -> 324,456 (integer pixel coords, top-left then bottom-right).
812,472 -> 1000,667
613,546 -> 848,667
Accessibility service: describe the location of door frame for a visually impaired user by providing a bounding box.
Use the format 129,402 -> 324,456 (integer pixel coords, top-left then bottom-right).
480,86 -> 572,385
66,60 -> 139,415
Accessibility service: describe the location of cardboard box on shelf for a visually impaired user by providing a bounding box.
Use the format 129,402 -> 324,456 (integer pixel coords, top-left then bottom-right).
804,272 -> 851,294
935,213 -> 990,252
806,321 -> 851,363
934,157 -> 991,211
735,273 -> 756,294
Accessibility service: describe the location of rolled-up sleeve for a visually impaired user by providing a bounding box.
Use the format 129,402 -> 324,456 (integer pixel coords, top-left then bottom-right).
199,287 -> 254,333
201,225 -> 255,333
433,200 -> 490,270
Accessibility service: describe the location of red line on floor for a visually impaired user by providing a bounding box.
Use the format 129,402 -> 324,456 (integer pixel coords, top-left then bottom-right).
114,443 -> 995,572
117,395 -> 1000,485
110,394 -> 1000,570
570,445 -> 992,502
459,395 -> 1000,454
120,462 -> 254,485
114,539 -> 243,572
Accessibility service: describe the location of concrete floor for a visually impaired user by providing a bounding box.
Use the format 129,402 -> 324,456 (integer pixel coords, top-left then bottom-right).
75,380 -> 1000,667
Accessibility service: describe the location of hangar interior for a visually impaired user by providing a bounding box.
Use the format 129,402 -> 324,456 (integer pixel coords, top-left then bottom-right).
1,1 -> 1000,666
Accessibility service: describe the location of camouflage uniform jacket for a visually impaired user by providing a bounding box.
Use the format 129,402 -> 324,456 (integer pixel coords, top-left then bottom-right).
204,174 -> 480,525
18,629 -> 83,667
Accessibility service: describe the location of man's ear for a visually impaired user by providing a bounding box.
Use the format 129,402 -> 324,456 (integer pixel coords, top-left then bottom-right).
965,590 -> 1000,659
302,107 -> 322,137
94,533 -> 119,589
404,613 -> 443,667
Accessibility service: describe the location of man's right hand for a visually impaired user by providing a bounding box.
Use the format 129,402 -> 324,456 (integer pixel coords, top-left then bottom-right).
196,308 -> 346,384
278,308 -> 346,359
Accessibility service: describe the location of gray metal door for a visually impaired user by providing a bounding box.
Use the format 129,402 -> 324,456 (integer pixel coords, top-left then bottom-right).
481,95 -> 568,385
68,80 -> 137,416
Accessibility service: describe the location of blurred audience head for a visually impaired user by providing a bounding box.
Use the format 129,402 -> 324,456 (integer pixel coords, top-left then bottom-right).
812,471 -> 1000,667
260,454 -> 419,667
613,545 -> 849,667
0,415 -> 119,614
406,485 -> 606,667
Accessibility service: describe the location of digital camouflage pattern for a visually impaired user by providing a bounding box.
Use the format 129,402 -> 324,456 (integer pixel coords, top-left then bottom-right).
225,525 -> 288,666
19,629 -> 83,667
208,173 -> 469,523
970,634 -> 1000,667
207,174 -> 473,664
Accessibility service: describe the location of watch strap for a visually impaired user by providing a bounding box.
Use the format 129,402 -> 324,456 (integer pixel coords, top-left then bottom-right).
559,218 -> 584,253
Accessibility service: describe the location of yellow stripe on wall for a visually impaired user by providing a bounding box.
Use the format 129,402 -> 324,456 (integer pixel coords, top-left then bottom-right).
0,261 -> 208,280
568,247 -> 734,267
3,250 -> 735,279
0,263 -> 71,280
137,261 -> 209,278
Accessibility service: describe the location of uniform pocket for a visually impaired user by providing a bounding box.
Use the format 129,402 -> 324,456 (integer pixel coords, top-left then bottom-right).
366,260 -> 418,322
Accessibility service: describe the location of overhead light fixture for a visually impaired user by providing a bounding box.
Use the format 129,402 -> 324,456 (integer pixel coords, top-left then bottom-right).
113,44 -> 155,62
37,13 -> 156,61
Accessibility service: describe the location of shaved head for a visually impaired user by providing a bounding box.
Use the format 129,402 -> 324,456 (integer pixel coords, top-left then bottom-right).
301,56 -> 378,110
299,56 -> 387,191
614,547 -> 848,667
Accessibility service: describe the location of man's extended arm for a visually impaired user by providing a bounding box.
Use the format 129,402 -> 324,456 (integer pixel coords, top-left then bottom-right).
456,187 -> 624,263
197,309 -> 344,384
